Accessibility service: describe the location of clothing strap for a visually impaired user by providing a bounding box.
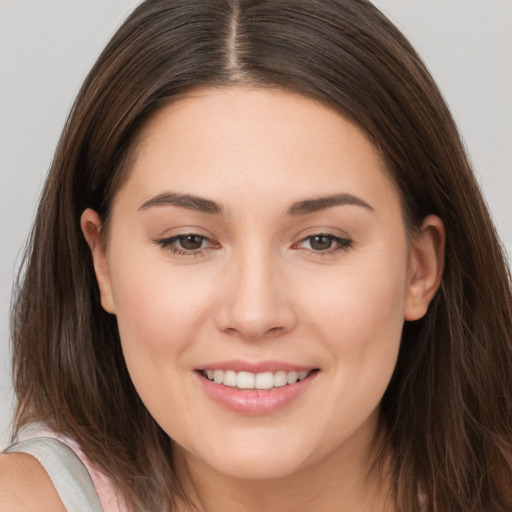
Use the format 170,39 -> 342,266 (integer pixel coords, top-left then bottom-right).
5,437 -> 104,512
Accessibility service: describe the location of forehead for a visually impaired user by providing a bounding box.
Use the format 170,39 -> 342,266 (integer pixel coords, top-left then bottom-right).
115,86 -> 399,217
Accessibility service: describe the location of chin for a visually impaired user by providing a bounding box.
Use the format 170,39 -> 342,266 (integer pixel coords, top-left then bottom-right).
179,430 -> 318,482
207,453 -> 310,481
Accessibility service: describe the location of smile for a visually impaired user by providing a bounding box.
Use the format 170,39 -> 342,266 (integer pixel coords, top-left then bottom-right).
201,369 -> 311,390
197,365 -> 319,415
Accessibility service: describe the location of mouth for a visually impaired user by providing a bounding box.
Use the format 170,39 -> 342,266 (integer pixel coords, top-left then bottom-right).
195,361 -> 319,414
199,369 -> 315,390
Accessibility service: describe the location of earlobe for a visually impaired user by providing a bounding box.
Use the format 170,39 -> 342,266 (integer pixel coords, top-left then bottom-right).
80,209 -> 116,314
404,215 -> 445,321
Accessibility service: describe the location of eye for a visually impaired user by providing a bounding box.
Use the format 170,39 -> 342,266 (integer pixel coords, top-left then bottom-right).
176,234 -> 208,251
152,233 -> 219,256
294,233 -> 353,254
306,235 -> 336,251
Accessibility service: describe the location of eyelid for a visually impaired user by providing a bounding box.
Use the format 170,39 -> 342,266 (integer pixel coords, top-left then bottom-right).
291,232 -> 354,255
152,232 -> 221,257
152,227 -> 353,258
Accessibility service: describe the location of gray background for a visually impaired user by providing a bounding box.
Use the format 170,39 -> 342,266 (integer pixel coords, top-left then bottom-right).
1,1 -> 511,447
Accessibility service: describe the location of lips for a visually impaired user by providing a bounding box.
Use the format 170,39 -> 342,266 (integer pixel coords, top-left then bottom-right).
196,361 -> 318,415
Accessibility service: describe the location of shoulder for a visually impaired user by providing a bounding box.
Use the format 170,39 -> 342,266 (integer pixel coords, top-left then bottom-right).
0,452 -> 66,512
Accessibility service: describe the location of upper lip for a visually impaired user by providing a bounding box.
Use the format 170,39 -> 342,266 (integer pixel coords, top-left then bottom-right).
195,359 -> 317,374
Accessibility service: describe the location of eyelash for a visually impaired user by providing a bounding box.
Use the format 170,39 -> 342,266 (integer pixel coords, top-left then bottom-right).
152,233 -> 353,257
152,234 -> 219,257
294,233 -> 353,255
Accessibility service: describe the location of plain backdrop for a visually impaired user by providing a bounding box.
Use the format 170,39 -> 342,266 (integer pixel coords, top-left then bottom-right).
1,0 -> 511,447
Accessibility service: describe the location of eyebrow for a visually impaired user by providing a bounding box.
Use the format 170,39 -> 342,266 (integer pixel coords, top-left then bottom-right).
138,191 -> 373,216
287,193 -> 374,215
139,192 -> 224,215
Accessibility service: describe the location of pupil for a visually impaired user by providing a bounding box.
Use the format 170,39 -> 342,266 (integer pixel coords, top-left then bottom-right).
310,235 -> 332,251
180,235 -> 203,250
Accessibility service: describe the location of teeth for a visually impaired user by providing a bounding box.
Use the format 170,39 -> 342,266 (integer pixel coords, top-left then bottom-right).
237,371 -> 255,389
255,372 -> 274,389
287,371 -> 298,384
223,370 -> 237,387
274,371 -> 288,387
202,369 -> 312,389
213,370 -> 223,384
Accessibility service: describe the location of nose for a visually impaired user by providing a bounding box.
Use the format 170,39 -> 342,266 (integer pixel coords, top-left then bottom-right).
214,247 -> 297,341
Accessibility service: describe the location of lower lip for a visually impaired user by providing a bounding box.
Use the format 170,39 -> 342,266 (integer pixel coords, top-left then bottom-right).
197,371 -> 317,415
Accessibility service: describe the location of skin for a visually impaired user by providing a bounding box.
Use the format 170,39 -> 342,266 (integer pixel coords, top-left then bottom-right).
0,453 -> 66,511
81,87 -> 445,512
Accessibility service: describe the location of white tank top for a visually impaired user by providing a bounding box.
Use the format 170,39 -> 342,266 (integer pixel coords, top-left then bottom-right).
5,436 -> 104,511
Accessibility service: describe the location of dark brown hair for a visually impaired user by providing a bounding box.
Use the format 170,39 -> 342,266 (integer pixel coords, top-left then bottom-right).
11,1 -> 512,510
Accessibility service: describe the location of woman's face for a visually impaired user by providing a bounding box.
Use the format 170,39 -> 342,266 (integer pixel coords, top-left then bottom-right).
83,87 -> 442,482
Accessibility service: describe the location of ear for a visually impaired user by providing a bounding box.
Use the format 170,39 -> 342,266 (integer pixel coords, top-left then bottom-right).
404,215 -> 445,321
80,209 -> 116,314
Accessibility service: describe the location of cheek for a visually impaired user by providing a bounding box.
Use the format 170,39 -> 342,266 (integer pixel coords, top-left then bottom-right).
291,258 -> 407,447
296,246 -> 408,400
107,246 -> 214,368
106,252 -> 218,429
309,281 -> 405,390
300,257 -> 407,344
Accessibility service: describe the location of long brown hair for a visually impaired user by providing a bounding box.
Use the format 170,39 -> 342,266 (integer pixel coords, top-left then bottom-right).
11,1 -> 512,510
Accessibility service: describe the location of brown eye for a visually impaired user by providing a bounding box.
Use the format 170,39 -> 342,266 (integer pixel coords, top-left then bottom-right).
295,233 -> 353,254
153,232 -> 220,257
178,235 -> 205,250
309,235 -> 334,251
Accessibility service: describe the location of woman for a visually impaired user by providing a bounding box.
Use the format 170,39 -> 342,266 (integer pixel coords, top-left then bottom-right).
1,0 -> 511,511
